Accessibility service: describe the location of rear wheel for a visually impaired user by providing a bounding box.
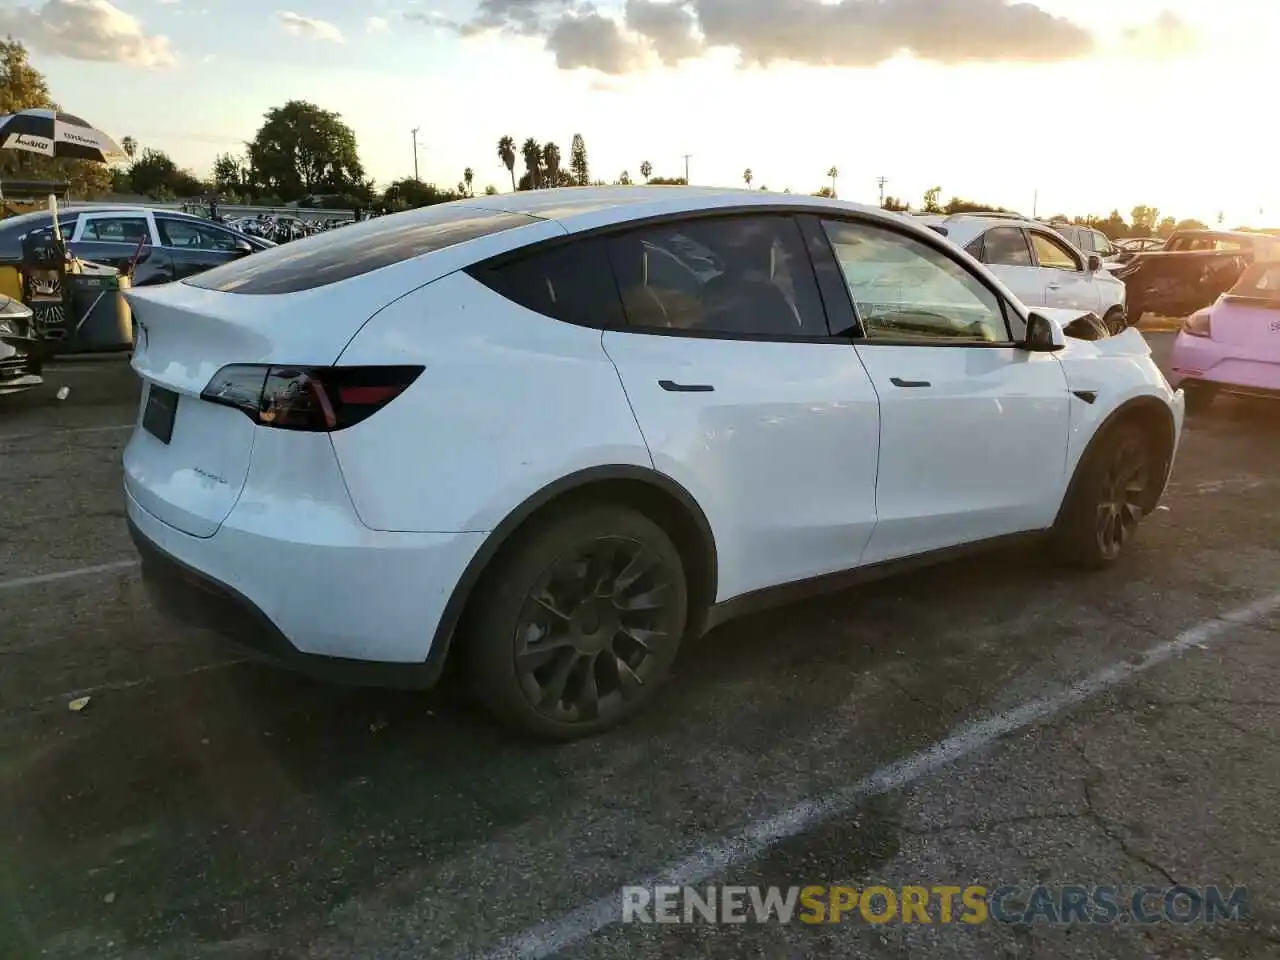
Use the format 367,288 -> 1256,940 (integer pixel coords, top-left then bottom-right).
1103,307 -> 1128,336
1183,384 -> 1216,415
465,505 -> 688,739
1054,422 -> 1152,568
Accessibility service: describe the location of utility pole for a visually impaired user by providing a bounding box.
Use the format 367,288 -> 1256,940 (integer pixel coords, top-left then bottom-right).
1032,188 -> 1039,219
682,153 -> 692,184
876,175 -> 888,207
411,127 -> 421,181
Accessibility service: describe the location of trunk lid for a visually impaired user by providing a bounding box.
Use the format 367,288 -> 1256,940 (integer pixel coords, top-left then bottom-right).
1211,297 -> 1280,352
123,281 -> 373,537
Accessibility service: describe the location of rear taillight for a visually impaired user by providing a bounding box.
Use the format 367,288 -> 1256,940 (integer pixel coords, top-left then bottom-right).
201,364 -> 422,431
1183,311 -> 1212,338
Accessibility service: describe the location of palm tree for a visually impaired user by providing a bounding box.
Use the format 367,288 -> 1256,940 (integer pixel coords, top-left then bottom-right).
521,137 -> 542,189
497,136 -> 516,192
640,160 -> 652,183
463,167 -> 474,196
743,168 -> 753,189
121,136 -> 137,160
827,166 -> 839,198
542,142 -> 561,186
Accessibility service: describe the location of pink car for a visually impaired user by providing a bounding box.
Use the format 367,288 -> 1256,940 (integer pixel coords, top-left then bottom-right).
1168,261 -> 1280,413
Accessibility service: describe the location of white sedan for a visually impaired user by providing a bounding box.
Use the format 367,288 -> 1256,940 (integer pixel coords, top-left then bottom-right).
122,188 -> 1184,739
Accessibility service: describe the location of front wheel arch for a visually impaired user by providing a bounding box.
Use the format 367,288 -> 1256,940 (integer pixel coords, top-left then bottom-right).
1055,396 -> 1177,528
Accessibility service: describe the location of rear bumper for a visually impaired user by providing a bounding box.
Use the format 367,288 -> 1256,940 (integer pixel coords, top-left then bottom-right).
125,486 -> 486,688
1168,332 -> 1280,395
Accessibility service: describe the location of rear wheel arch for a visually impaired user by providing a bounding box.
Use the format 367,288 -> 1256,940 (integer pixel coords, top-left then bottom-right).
427,466 -> 719,676
1057,395 -> 1176,524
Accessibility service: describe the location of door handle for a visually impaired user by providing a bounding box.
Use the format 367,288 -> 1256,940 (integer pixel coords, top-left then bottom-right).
659,380 -> 714,393
1047,282 -> 1062,290
889,377 -> 931,388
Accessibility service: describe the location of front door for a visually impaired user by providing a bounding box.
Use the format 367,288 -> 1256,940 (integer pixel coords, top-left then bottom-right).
155,216 -> 248,280
599,213 -> 882,602
1029,229 -> 1100,312
818,216 -> 1071,564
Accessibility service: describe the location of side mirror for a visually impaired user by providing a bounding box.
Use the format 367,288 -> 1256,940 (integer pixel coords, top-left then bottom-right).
232,238 -> 254,255
1023,312 -> 1067,352
1086,253 -> 1103,272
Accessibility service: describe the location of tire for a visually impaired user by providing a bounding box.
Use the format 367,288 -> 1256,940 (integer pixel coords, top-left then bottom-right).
1183,384 -> 1216,416
465,504 -> 688,740
1053,421 -> 1152,569
1103,307 -> 1127,336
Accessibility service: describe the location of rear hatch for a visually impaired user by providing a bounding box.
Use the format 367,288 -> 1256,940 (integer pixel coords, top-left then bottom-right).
123,282 -> 373,537
1212,296 -> 1280,352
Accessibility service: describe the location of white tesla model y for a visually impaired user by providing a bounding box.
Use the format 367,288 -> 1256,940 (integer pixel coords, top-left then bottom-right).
123,188 -> 1185,738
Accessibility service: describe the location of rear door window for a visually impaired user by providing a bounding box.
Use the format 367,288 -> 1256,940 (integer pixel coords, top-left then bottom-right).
606,215 -> 829,339
981,227 -> 1033,266
80,216 -> 149,244
185,205 -> 540,294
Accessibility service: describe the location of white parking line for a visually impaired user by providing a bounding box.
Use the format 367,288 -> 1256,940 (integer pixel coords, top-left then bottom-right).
480,590 -> 1280,960
0,559 -> 139,592
0,423 -> 133,445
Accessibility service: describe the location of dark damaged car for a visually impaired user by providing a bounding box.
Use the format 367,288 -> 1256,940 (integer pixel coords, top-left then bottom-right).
1116,229 -> 1280,323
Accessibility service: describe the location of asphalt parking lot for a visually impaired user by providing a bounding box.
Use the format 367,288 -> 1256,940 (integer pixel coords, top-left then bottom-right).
3,333 -> 1280,960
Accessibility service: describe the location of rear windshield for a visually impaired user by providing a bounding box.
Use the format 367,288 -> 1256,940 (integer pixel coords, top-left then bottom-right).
1228,262 -> 1280,299
184,204 -> 539,294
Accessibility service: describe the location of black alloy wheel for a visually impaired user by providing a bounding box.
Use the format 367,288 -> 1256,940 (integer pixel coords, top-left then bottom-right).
1094,431 -> 1150,561
467,506 -> 688,738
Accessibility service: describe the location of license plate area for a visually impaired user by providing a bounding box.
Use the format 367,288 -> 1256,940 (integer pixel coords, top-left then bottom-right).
142,385 -> 178,444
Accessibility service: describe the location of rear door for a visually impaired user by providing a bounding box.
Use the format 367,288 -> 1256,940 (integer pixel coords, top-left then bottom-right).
155,216 -> 252,280
599,213 -> 882,601
71,211 -> 174,284
969,226 -> 1047,307
819,216 -> 1070,562
1029,229 -> 1099,312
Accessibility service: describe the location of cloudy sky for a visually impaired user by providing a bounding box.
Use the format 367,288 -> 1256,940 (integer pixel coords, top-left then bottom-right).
1,0 -> 1274,222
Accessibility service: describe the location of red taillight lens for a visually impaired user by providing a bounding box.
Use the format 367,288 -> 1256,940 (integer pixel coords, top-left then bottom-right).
1183,311 -> 1212,338
201,364 -> 422,431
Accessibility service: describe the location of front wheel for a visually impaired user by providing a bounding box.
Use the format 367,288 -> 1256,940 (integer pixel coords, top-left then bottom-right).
1104,307 -> 1128,336
1054,422 -> 1152,568
465,505 -> 688,739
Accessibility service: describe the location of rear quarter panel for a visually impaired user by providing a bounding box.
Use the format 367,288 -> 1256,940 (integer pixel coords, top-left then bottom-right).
331,270 -> 654,534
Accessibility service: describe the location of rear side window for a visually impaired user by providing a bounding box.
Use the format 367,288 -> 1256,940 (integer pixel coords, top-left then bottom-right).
185,205 -> 539,294
468,240 -> 623,328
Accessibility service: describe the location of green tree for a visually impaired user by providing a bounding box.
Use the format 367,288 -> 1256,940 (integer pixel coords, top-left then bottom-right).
882,195 -> 909,212
121,136 -> 137,160
497,135 -> 516,192
1174,218 -> 1208,232
542,142 -> 561,186
1097,210 -> 1128,239
382,177 -> 458,210
827,166 -> 838,198
1130,205 -> 1159,237
0,39 -> 111,198
648,176 -> 687,185
640,160 -> 652,183
463,166 -> 474,197
569,134 -> 589,186
813,186 -> 835,198
520,137 -> 542,189
618,170 -> 632,185
212,152 -> 243,192
127,148 -> 178,197
922,185 -> 943,213
246,100 -> 364,202
743,168 -> 753,189
484,184 -> 499,196
1156,215 -> 1177,239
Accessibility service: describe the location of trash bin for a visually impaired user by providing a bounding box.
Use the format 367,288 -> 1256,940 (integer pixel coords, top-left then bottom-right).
62,261 -> 133,354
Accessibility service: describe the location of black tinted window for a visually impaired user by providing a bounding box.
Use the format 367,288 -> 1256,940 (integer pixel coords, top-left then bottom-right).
469,240 -> 622,328
982,227 -> 1032,266
185,205 -> 538,294
607,215 -> 827,338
